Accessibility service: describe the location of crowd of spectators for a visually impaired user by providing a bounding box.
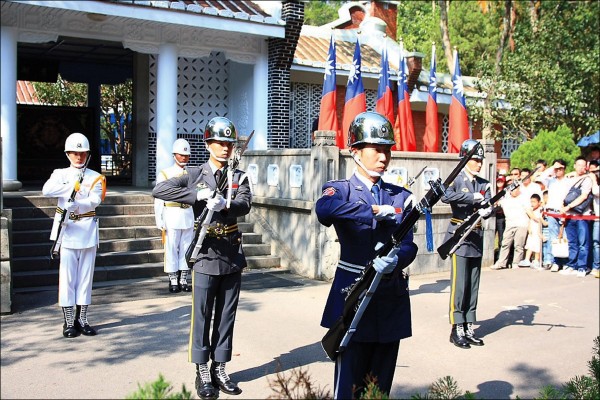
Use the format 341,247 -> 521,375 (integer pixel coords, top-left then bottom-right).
491,146 -> 600,278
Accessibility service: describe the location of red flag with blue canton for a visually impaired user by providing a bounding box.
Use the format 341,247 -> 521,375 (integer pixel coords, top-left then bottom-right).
342,39 -> 366,149
424,44 -> 439,152
375,44 -> 394,128
393,46 -> 416,151
318,33 -> 341,147
448,49 -> 469,153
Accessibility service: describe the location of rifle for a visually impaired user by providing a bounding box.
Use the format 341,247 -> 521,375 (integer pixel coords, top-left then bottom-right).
50,160 -> 89,259
185,131 -> 254,266
321,143 -> 482,361
437,166 -> 540,260
406,166 -> 427,188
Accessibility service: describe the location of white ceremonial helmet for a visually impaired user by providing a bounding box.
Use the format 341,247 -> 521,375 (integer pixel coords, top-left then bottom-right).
172,138 -> 191,155
64,133 -> 90,152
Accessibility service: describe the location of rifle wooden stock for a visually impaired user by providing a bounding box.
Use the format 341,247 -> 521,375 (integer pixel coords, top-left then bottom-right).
321,143 -> 482,360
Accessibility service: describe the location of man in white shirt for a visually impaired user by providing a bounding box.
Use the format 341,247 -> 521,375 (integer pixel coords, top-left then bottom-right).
491,186 -> 529,269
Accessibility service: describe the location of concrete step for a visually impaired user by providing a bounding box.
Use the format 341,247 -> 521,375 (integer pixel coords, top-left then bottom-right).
8,203 -> 155,219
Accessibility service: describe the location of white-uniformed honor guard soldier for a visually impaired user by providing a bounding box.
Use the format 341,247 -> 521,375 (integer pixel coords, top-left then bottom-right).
154,138 -> 194,293
152,117 -> 251,400
441,139 -> 492,349
42,132 -> 106,338
316,112 -> 418,400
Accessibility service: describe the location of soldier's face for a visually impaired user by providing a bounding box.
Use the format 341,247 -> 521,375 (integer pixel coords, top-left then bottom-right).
66,151 -> 88,168
354,144 -> 392,177
467,159 -> 482,173
207,140 -> 234,164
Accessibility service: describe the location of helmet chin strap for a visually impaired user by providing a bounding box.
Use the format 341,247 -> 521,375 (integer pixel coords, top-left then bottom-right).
351,153 -> 381,178
207,146 -> 228,162
173,155 -> 187,167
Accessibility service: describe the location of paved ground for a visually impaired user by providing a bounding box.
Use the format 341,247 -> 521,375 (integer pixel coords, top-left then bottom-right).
1,267 -> 598,399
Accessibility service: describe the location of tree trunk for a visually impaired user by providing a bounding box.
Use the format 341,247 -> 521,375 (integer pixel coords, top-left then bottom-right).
438,0 -> 453,73
481,0 -> 512,148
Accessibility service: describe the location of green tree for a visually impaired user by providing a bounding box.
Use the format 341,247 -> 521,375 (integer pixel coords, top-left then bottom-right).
33,75 -> 87,106
509,125 -> 580,172
303,1 -> 340,26
495,0 -> 600,141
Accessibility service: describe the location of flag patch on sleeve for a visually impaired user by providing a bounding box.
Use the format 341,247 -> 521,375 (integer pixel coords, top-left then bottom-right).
322,187 -> 336,196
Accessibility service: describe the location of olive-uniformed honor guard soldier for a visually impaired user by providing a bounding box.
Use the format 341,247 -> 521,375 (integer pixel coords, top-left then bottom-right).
154,138 -> 194,293
42,132 -> 106,338
441,139 -> 492,349
152,117 -> 251,400
316,112 -> 418,399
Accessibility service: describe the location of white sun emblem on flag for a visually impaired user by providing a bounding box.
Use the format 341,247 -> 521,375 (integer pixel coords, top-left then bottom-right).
324,57 -> 334,81
348,58 -> 360,84
453,74 -> 464,98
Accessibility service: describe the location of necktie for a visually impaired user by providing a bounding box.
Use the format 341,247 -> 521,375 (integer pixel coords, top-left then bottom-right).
371,184 -> 381,205
214,169 -> 223,186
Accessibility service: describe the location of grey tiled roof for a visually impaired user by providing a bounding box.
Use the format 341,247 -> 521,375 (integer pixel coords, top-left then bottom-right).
107,0 -> 284,25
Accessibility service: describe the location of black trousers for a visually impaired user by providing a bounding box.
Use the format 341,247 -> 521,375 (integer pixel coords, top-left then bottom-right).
189,271 -> 241,364
449,254 -> 481,325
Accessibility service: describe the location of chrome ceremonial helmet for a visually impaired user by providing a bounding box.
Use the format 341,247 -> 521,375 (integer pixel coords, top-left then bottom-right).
204,117 -> 237,143
348,111 -> 395,148
459,139 -> 484,160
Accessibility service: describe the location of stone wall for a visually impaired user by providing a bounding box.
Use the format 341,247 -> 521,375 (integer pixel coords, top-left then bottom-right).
240,131 -> 497,281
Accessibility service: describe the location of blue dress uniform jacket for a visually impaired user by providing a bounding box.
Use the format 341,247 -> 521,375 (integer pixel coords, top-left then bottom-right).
441,171 -> 492,257
316,174 -> 418,343
152,163 -> 252,275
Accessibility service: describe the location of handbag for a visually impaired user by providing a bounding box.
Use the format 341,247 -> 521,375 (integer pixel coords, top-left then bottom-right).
551,224 -> 569,259
563,177 -> 593,214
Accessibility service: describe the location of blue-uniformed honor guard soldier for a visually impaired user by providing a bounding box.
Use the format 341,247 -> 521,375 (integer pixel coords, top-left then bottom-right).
441,139 -> 492,349
152,117 -> 251,400
316,112 -> 418,399
154,138 -> 194,293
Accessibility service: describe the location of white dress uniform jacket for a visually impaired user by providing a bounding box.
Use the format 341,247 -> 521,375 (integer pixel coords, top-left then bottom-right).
43,166 -> 104,249
154,164 -> 194,230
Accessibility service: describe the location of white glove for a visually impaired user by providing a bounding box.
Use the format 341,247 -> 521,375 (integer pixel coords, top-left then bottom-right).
197,188 -> 214,201
473,192 -> 484,201
374,205 -> 397,221
156,220 -> 165,230
373,254 -> 398,274
206,193 -> 226,212
64,200 -> 77,213
478,206 -> 492,218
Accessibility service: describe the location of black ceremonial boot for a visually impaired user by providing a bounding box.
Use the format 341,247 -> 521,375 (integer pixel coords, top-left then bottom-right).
211,361 -> 242,395
168,272 -> 181,293
449,323 -> 470,349
75,305 -> 97,336
464,322 -> 484,346
195,363 -> 218,400
62,306 -> 79,338
179,269 -> 192,292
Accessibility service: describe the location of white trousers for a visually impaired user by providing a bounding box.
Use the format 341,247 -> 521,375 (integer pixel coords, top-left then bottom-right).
164,227 -> 193,273
58,247 -> 97,306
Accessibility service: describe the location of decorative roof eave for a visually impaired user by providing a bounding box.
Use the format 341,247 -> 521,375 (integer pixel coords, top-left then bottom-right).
8,0 -> 286,38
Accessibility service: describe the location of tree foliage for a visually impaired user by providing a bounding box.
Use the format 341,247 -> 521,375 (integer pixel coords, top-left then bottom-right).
33,75 -> 87,107
303,1 -> 340,26
494,0 -> 600,141
509,125 -> 580,172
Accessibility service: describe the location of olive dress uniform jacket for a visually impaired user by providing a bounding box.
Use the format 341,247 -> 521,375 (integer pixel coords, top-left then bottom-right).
441,170 -> 492,257
152,162 -> 252,275
316,174 -> 418,343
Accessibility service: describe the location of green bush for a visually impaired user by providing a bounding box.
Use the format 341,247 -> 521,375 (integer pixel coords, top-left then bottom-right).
510,125 -> 581,172
126,374 -> 192,400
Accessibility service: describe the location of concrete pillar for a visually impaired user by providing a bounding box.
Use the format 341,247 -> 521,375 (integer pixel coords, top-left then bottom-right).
155,43 -> 178,179
252,40 -> 268,151
1,26 -> 22,191
311,130 -> 340,279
